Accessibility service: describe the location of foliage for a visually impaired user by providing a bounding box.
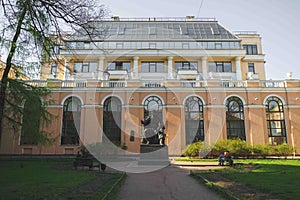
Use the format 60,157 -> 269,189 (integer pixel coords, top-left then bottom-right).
273,143 -> 294,158
4,79 -> 55,145
251,144 -> 271,158
183,141 -> 208,157
0,0 -> 107,142
182,139 -> 295,158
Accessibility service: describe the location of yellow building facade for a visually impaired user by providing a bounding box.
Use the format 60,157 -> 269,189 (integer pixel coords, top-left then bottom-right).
1,17 -> 300,156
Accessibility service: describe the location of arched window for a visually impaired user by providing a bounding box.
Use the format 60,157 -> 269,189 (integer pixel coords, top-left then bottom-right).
265,96 -> 287,145
226,96 -> 246,140
143,96 -> 163,144
185,96 -> 204,145
61,97 -> 81,145
103,97 -> 122,145
20,97 -> 41,145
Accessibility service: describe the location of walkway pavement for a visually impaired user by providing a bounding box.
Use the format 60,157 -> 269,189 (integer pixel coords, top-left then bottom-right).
115,164 -> 224,200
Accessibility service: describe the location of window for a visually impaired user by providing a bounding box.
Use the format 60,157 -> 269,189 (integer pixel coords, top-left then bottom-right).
130,130 -> 135,142
20,97 -> 41,145
149,43 -> 156,48
265,96 -> 287,145
185,96 -> 204,145
141,62 -> 164,73
215,42 -> 222,49
226,97 -> 246,140
103,97 -> 122,145
50,45 -> 60,54
175,62 -> 198,71
243,44 -> 258,55
116,43 -> 124,48
208,62 -> 232,72
51,64 -> 57,75
74,62 -> 97,73
248,63 -> 255,73
61,97 -> 81,145
182,43 -> 189,49
143,96 -> 163,144
108,62 -> 131,71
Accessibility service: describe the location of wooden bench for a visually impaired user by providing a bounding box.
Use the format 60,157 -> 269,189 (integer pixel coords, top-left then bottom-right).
73,157 -> 101,171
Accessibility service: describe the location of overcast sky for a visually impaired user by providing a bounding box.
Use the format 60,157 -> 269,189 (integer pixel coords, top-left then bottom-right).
101,0 -> 300,80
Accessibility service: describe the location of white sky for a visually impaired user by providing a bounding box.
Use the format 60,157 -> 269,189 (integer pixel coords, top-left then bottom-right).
101,0 -> 300,80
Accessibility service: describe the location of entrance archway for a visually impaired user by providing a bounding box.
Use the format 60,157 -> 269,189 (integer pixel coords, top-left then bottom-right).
103,97 -> 122,145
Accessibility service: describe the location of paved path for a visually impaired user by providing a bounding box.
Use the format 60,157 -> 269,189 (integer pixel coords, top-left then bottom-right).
115,165 -> 224,200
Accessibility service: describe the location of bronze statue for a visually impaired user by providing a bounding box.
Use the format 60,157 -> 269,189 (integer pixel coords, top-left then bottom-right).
141,111 -> 165,145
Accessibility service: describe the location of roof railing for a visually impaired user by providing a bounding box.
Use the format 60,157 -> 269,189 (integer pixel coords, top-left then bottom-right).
233,31 -> 259,35
103,17 -> 217,22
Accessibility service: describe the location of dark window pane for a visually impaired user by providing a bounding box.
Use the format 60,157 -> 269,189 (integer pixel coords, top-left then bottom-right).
248,63 -> 255,73
89,62 -> 97,72
224,62 -> 232,72
208,62 -> 216,72
141,62 -> 149,72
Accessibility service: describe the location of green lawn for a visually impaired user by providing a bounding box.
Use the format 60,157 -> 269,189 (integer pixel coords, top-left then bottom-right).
0,158 -> 124,200
223,159 -> 300,200
192,159 -> 300,200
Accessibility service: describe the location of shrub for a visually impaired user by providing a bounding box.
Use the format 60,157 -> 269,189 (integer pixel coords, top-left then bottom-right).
274,143 -> 294,158
227,139 -> 251,157
251,144 -> 271,158
211,139 -> 251,158
182,142 -> 204,157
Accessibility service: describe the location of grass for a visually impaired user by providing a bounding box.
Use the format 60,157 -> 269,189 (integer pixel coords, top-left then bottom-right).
0,157 -> 124,200
190,158 -> 300,200
223,159 -> 300,200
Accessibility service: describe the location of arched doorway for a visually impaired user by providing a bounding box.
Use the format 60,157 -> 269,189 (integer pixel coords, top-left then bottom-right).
185,96 -> 204,145
225,96 -> 246,140
103,97 -> 122,145
143,96 -> 163,144
265,96 -> 287,145
61,97 -> 81,145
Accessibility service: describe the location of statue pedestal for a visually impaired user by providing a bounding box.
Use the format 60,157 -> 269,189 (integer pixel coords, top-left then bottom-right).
138,144 -> 170,166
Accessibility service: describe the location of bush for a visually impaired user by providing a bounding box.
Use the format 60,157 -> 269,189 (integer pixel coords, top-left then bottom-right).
251,144 -> 271,158
227,139 -> 251,157
274,143 -> 294,158
183,142 -> 204,157
183,139 -> 295,159
211,139 -> 251,158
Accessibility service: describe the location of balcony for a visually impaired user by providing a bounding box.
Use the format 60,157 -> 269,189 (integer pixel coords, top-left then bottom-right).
23,79 -> 299,89
208,72 -> 236,80
176,69 -> 198,79
107,69 -> 129,79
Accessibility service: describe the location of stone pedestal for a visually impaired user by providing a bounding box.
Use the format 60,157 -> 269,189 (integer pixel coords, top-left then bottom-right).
138,144 -> 170,166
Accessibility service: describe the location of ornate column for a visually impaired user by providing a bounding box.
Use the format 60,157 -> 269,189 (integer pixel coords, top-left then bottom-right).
235,57 -> 242,81
201,57 -> 207,80
98,56 -> 105,80
64,57 -> 70,80
167,56 -> 173,79
133,56 -> 139,79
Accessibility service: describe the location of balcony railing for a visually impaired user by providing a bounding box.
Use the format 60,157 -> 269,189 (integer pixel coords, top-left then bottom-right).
142,81 -> 164,87
23,79 -> 299,89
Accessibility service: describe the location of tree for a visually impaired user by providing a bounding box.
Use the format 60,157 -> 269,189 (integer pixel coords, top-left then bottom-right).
4,78 -> 54,145
0,0 -> 107,143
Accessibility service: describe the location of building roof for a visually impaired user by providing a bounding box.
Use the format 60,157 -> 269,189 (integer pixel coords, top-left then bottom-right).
66,17 -> 239,42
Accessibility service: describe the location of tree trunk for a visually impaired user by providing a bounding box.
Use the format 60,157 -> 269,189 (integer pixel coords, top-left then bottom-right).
0,3 -> 28,144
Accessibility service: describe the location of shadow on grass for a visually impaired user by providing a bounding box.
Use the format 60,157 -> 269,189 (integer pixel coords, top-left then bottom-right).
194,159 -> 300,200
0,157 -> 124,200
